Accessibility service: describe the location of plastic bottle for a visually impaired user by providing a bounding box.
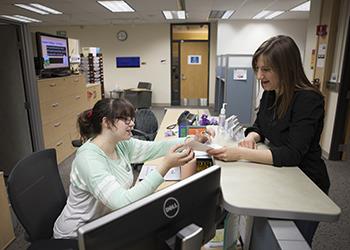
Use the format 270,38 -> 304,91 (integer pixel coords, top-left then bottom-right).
219,103 -> 227,130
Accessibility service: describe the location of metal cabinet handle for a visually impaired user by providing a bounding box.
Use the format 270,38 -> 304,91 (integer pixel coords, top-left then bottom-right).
52,103 -> 59,108
56,141 -> 63,147
54,122 -> 61,127
49,83 -> 56,87
75,95 -> 81,100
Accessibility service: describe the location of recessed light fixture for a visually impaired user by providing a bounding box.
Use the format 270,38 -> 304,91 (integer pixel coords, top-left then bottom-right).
1,14 -> 41,23
209,10 -> 225,19
14,3 -> 63,15
29,4 -> 63,14
162,11 -> 186,20
290,1 -> 310,11
14,15 -> 42,22
222,10 -> 235,19
14,3 -> 49,14
252,10 -> 271,19
209,10 -> 235,19
97,1 -> 135,12
265,11 -> 285,19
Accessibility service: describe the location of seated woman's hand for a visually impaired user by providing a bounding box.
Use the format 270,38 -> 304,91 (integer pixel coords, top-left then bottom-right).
207,146 -> 241,162
238,138 -> 256,149
160,144 -> 194,175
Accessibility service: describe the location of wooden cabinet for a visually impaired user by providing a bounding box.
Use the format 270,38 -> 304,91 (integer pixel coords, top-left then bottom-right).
37,75 -> 88,163
86,83 -> 102,109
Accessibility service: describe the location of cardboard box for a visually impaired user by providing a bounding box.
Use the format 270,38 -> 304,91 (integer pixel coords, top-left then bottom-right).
0,172 -> 15,249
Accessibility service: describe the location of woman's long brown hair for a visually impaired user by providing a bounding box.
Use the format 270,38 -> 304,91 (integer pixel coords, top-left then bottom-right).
252,35 -> 321,119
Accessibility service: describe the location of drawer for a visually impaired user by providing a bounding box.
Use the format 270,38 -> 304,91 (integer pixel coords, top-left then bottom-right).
42,116 -> 74,147
69,75 -> 87,95
48,134 -> 75,164
67,92 -> 89,114
37,77 -> 67,103
66,112 -> 80,137
39,96 -> 71,124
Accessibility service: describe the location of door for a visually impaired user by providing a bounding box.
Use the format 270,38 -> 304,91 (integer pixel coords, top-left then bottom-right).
180,41 -> 208,105
0,23 -> 33,176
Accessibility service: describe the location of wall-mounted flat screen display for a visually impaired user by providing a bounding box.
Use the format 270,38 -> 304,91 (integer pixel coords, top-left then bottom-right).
116,57 -> 140,68
36,32 -> 70,70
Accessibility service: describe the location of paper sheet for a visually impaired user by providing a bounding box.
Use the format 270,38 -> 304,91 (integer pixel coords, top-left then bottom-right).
138,165 -> 181,181
186,140 -> 222,152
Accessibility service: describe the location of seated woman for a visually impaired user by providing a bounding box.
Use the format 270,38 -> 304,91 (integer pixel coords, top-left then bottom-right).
54,98 -> 211,238
207,35 -> 330,246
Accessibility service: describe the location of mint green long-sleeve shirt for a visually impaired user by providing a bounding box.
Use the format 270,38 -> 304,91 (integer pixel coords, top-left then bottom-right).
54,137 -> 185,239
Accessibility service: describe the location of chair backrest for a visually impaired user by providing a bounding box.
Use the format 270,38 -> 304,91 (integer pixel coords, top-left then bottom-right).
137,81 -> 152,90
133,109 -> 158,141
7,149 -> 67,242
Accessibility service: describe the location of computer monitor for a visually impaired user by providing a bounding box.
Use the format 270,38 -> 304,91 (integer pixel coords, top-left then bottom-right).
78,165 -> 222,250
36,32 -> 70,73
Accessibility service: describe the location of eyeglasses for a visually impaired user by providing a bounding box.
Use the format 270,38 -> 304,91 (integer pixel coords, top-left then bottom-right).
117,117 -> 135,125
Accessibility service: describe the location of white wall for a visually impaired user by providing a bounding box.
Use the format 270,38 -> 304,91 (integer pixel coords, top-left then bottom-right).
30,23 -> 218,105
31,24 -> 171,104
217,20 -> 308,56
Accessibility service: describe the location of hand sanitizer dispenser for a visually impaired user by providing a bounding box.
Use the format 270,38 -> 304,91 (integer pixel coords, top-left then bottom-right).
219,103 -> 227,129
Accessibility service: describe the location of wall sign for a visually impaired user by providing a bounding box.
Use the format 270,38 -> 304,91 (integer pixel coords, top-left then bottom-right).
188,55 -> 201,65
233,69 -> 247,80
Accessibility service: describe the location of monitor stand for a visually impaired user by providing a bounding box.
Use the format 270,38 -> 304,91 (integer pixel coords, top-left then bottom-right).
39,70 -> 71,78
165,224 -> 203,250
51,70 -> 71,77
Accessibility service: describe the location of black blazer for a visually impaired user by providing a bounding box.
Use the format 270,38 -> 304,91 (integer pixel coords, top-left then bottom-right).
245,90 -> 330,193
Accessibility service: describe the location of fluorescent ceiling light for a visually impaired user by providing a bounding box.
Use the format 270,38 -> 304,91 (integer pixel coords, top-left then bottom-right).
222,10 -> 235,19
209,10 -> 225,19
252,10 -> 271,19
97,1 -> 135,12
1,15 -> 31,22
177,10 -> 186,19
14,3 -> 49,14
14,15 -> 42,22
30,4 -> 63,14
265,11 -> 285,19
209,10 -> 235,19
290,1 -> 310,11
1,14 -> 41,23
162,11 -> 186,20
162,11 -> 173,19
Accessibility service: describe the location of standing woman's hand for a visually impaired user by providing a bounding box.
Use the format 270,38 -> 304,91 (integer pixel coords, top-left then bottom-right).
158,144 -> 194,176
238,138 -> 256,149
207,146 -> 242,162
238,132 -> 260,149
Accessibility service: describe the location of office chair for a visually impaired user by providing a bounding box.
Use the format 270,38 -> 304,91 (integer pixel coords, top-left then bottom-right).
137,81 -> 152,90
129,108 -> 159,171
132,108 -> 158,141
7,149 -> 78,250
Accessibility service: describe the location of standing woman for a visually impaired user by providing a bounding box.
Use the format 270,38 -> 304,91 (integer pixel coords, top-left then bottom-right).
207,35 -> 330,246
54,98 -> 208,239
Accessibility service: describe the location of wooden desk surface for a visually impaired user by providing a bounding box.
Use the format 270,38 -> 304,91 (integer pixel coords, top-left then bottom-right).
152,108 -> 341,222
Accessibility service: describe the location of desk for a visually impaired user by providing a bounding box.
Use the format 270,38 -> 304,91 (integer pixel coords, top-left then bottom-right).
149,108 -> 341,249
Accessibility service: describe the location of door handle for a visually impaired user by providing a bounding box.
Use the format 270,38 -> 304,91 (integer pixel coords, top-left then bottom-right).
181,74 -> 186,80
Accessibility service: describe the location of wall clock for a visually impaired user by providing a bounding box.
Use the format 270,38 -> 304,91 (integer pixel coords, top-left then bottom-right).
117,30 -> 128,41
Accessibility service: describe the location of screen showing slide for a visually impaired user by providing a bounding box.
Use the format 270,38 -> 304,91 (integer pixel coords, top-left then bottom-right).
40,35 -> 69,69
